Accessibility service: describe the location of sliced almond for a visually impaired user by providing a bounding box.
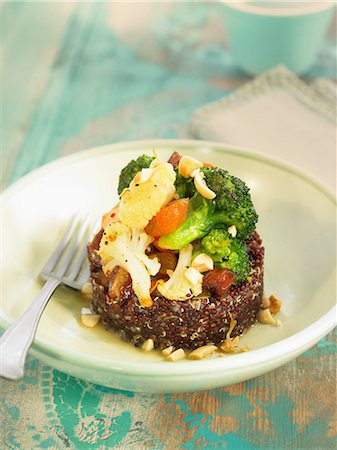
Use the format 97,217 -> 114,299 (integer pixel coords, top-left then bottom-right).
184,267 -> 203,285
192,253 -> 214,272
142,338 -> 154,352
193,170 -> 216,199
161,346 -> 174,356
166,348 -> 186,362
178,156 -> 203,178
81,314 -> 100,327
188,344 -> 217,360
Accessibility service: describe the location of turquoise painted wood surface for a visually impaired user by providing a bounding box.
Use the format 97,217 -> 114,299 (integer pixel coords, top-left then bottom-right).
1,2 -> 336,449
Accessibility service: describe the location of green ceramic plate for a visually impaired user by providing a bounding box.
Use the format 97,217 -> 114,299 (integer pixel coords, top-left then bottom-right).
1,140 -> 336,392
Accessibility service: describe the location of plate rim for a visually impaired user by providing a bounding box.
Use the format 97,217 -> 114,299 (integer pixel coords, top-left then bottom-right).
1,138 -> 336,377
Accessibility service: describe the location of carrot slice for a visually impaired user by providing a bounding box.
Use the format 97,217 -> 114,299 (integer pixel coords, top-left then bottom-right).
203,162 -> 214,168
145,198 -> 189,237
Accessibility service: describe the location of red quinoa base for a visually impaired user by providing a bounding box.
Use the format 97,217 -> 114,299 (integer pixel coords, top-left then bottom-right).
87,230 -> 264,350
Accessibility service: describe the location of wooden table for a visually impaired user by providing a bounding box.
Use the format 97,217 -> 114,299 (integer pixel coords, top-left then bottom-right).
1,3 -> 336,449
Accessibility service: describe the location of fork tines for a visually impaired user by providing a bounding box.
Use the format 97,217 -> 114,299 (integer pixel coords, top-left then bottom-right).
40,214 -> 94,290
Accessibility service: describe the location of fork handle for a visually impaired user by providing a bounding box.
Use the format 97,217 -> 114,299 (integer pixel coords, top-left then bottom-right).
0,279 -> 61,380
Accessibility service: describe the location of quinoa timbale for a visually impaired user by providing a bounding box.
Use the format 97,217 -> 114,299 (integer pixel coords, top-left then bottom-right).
88,230 -> 264,350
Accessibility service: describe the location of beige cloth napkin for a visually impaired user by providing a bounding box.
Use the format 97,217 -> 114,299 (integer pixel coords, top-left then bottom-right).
189,66 -> 336,194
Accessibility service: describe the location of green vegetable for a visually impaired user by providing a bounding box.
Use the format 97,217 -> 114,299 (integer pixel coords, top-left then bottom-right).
117,154 -> 155,195
201,166 -> 258,239
200,228 -> 231,262
174,170 -> 195,199
158,193 -> 214,250
158,165 -> 258,250
201,229 -> 251,283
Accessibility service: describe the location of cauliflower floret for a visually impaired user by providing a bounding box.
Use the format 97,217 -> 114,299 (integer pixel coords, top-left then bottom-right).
157,244 -> 203,301
101,203 -> 120,229
119,159 -> 176,229
98,222 -> 160,307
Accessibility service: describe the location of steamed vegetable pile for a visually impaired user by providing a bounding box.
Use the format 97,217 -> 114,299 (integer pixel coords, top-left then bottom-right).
98,153 -> 258,307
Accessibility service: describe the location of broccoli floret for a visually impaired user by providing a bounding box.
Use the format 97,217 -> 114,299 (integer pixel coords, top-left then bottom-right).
158,194 -> 215,250
201,229 -> 250,283
158,165 -> 258,249
201,228 -> 232,262
118,154 -> 155,195
201,167 -> 258,239
174,170 -> 196,199
158,187 -> 257,251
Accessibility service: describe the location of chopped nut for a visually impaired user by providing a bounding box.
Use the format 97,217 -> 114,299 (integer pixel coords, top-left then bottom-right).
166,348 -> 186,362
81,282 -> 93,300
188,345 -> 217,360
178,155 -> 203,178
257,308 -> 276,325
81,314 -> 100,327
193,169 -> 216,199
269,295 -> 282,314
142,338 -> 154,352
227,225 -> 237,238
192,253 -> 214,272
262,296 -> 271,309
184,267 -> 203,285
162,346 -> 174,356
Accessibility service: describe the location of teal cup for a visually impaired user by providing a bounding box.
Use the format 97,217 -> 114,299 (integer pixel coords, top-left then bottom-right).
220,1 -> 335,75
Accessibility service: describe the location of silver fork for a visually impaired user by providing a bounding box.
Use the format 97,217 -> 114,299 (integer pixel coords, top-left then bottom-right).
0,215 -> 93,380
